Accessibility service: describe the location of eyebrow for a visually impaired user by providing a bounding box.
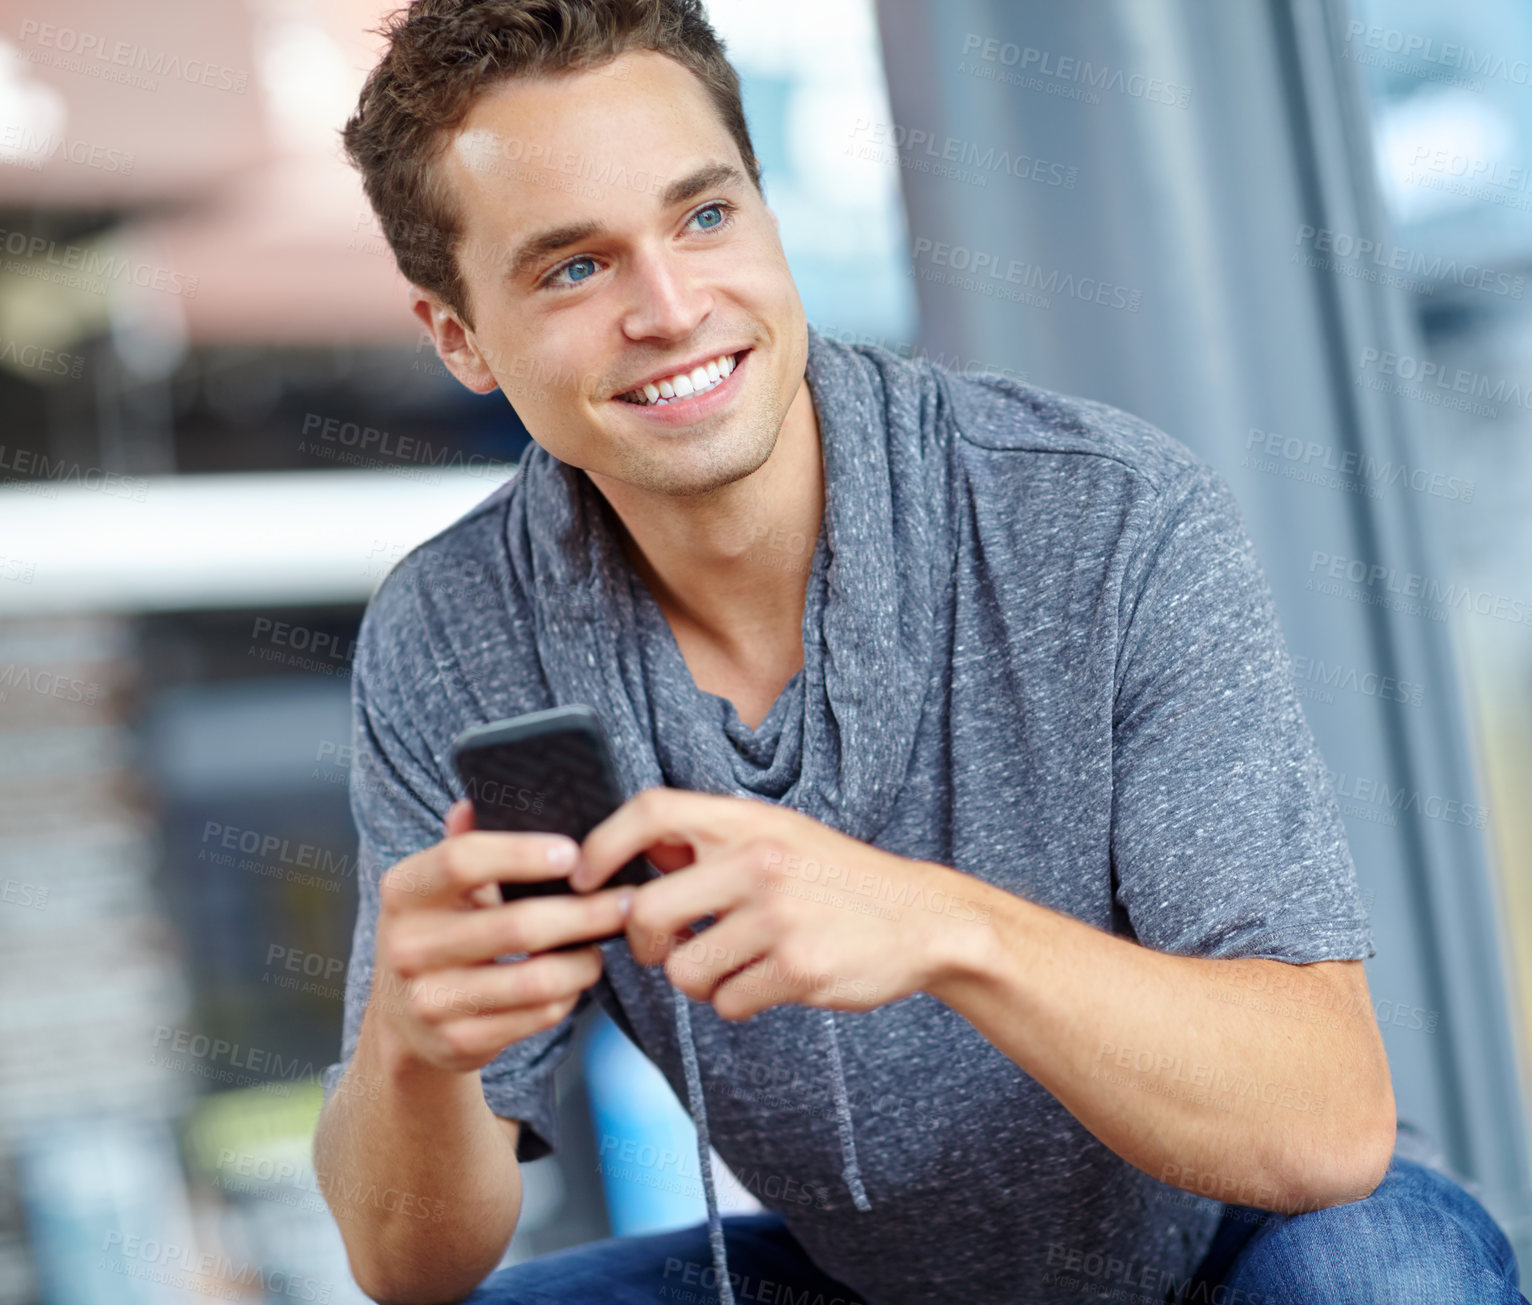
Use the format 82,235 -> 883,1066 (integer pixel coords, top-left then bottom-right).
660,161 -> 746,208
508,220 -> 603,279
505,162 -> 749,279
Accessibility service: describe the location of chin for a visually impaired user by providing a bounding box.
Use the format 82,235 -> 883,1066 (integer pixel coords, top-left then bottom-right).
618,421 -> 778,498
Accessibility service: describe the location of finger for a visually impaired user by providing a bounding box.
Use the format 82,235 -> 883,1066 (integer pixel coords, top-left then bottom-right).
432,994 -> 586,1063
447,805 -> 498,907
662,908 -> 774,1003
712,955 -> 799,1022
441,947 -> 606,1017
382,830 -> 584,911
445,798 -> 475,838
372,949 -> 601,1025
625,853 -> 755,965
385,887 -> 635,975
574,787 -> 752,891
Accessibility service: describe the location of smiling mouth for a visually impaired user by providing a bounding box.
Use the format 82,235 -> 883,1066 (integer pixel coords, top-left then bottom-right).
615,350 -> 745,406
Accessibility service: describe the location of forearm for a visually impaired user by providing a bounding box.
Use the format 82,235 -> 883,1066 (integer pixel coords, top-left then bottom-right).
314,1002 -> 523,1304
922,869 -> 1395,1213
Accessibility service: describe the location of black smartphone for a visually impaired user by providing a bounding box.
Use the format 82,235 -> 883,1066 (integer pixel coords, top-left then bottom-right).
450,704 -> 656,948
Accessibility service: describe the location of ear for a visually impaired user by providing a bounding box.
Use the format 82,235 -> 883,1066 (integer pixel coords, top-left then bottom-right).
409,287 -> 499,395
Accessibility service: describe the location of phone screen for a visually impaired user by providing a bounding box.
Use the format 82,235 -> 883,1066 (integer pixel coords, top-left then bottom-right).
452,708 -> 655,907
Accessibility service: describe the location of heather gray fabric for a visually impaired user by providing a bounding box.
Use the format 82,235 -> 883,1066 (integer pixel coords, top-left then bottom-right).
322,325 -> 1374,1304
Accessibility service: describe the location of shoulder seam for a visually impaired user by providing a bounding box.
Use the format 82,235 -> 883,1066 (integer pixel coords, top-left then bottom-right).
940,370 -> 1204,501
952,425 -> 1177,498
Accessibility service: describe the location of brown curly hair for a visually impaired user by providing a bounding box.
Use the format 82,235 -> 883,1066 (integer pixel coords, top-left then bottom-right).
343,0 -> 763,326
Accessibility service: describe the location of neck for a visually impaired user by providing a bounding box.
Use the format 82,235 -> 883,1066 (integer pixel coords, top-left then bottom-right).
590,377 -> 823,665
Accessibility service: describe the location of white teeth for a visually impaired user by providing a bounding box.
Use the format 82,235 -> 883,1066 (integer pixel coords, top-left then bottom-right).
621,353 -> 739,405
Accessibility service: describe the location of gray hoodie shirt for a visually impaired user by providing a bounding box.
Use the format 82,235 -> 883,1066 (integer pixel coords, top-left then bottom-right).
322,326 -> 1374,1304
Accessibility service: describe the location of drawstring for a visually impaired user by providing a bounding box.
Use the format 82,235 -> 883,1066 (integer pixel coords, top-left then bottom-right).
672,994 -> 875,1305
819,1008 -> 872,1211
673,986 -> 736,1305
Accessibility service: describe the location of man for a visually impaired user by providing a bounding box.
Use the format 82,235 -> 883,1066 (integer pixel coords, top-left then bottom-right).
314,1 -> 1528,1302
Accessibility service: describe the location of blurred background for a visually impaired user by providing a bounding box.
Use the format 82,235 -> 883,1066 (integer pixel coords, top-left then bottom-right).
0,0 -> 1529,1299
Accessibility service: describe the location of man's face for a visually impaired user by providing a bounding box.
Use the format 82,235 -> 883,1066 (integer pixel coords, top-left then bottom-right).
436,51 -> 808,498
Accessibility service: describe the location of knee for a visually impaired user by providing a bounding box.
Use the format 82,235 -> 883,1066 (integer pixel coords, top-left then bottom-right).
1225,1159 -> 1521,1303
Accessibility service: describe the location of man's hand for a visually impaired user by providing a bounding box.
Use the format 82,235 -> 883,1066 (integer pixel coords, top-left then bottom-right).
319,798 -> 629,1305
371,799 -> 635,1073
572,787 -> 994,1021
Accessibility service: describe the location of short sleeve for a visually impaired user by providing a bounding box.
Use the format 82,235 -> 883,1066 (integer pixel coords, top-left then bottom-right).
319,574 -> 591,1164
1109,463 -> 1374,962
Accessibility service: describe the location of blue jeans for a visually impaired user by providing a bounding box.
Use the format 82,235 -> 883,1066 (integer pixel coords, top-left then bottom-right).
463,1155 -> 1527,1303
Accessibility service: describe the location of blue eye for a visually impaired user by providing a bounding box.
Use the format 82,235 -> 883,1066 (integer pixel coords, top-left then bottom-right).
688,201 -> 734,234
550,256 -> 597,287
539,202 -> 733,291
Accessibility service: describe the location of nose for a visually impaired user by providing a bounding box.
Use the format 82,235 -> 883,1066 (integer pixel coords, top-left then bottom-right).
619,244 -> 712,343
